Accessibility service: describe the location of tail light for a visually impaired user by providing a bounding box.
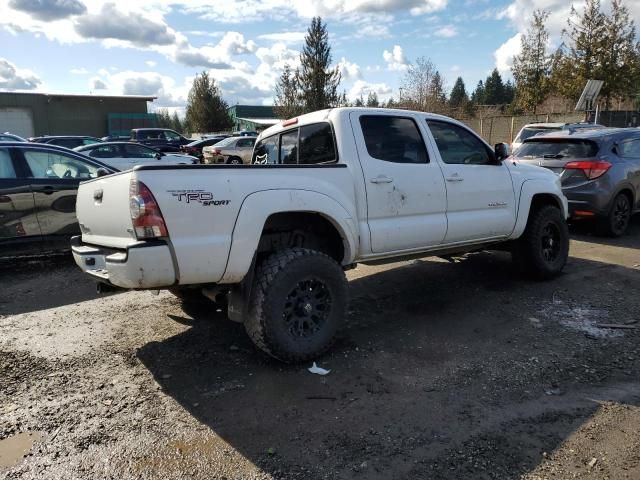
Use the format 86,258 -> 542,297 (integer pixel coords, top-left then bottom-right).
563,160 -> 611,180
213,148 -> 221,154
129,179 -> 168,239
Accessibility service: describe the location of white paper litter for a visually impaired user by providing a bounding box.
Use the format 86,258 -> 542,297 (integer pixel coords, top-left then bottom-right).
308,362 -> 331,375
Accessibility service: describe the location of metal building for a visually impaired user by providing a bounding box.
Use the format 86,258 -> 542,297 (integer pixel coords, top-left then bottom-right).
0,92 -> 156,138
228,105 -> 279,132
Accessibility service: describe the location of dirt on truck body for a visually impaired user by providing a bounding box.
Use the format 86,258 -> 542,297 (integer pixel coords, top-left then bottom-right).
1,221 -> 640,479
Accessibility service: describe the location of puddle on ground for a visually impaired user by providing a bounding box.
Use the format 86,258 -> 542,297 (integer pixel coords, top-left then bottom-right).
0,432 -> 41,470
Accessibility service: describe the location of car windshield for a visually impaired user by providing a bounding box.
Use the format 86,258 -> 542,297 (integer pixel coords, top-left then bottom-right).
515,139 -> 599,159
516,127 -> 562,142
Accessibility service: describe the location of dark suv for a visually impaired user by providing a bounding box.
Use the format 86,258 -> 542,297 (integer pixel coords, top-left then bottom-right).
129,128 -> 191,153
512,128 -> 640,236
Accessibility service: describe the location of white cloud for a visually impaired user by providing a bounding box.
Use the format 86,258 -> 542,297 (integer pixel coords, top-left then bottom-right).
494,33 -> 522,74
70,67 -> 89,75
348,80 -> 393,102
383,45 -> 408,71
145,60 -> 156,67
90,77 -> 107,90
0,58 -> 42,90
336,57 -> 361,81
9,0 -> 86,21
172,31 -> 256,69
258,32 -> 306,44
434,25 -> 457,38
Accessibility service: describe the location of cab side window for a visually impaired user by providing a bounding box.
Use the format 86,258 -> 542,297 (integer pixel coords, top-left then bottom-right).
280,130 -> 298,164
359,116 -> 428,164
426,120 -> 493,165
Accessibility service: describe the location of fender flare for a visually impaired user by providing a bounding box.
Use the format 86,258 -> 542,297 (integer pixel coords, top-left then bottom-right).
511,179 -> 568,239
220,189 -> 358,283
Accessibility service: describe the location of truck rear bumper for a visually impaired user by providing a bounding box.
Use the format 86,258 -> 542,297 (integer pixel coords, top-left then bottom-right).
71,236 -> 177,289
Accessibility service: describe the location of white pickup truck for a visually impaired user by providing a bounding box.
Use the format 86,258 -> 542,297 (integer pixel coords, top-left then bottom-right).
72,108 -> 569,362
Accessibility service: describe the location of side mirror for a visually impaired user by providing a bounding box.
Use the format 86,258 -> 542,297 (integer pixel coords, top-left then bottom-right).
494,143 -> 509,162
96,168 -> 110,177
155,152 -> 162,159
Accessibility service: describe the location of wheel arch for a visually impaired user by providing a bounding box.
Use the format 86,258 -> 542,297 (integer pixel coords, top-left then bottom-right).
511,180 -> 568,239
221,189 -> 358,283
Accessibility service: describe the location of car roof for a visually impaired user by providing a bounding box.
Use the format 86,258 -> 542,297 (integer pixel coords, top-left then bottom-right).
524,127 -> 639,141
131,128 -> 177,132
0,141 -> 117,170
76,141 -> 148,149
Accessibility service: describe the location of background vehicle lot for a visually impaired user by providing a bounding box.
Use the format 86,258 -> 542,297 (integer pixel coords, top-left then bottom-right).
1,222 -> 639,479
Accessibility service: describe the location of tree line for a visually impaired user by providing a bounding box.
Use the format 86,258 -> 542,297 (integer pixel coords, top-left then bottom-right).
166,0 -> 640,133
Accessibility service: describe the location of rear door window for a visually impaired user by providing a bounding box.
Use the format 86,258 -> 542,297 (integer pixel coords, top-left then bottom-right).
0,148 -> 16,178
23,150 -> 98,179
359,116 -> 428,164
88,144 -> 120,159
515,127 -> 562,142
299,123 -> 336,164
619,138 -> 640,159
516,140 -> 599,159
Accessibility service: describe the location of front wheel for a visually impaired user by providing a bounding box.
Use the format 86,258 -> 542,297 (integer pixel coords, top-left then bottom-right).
512,205 -> 569,280
226,157 -> 242,165
244,248 -> 348,363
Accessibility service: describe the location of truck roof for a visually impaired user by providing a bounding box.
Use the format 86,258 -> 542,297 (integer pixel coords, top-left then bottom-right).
258,107 -> 472,140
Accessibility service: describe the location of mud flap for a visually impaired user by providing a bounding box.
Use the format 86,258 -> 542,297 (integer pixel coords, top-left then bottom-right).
227,253 -> 257,323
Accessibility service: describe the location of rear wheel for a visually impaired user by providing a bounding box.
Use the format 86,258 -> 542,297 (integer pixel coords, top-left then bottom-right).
512,205 -> 569,279
227,156 -> 242,165
599,193 -> 632,237
244,248 -> 348,363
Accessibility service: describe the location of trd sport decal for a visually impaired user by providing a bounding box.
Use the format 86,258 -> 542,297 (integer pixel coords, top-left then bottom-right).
168,189 -> 230,206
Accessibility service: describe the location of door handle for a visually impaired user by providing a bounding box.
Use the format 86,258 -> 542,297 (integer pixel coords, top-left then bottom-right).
38,186 -> 55,194
370,176 -> 393,184
445,176 -> 464,182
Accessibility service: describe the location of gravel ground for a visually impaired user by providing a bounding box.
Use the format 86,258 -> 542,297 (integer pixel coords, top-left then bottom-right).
1,219 -> 639,479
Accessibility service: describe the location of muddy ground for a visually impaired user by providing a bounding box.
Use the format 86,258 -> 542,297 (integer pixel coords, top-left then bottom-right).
1,220 -> 639,480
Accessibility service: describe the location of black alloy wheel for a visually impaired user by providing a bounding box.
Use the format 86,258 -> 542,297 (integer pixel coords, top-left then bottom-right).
283,278 -> 332,339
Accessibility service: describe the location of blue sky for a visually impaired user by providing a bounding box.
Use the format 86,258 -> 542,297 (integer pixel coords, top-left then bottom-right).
0,0 -> 636,114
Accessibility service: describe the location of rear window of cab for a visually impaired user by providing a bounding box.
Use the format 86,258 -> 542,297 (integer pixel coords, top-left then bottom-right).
252,122 -> 337,165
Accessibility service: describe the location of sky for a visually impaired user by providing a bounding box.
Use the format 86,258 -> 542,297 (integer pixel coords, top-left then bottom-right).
0,0 -> 637,115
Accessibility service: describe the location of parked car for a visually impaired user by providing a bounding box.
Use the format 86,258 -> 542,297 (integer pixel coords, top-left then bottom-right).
180,136 -> 230,162
201,136 -> 256,164
101,135 -> 130,142
129,128 -> 191,153
0,132 -> 27,142
30,136 -> 102,149
70,107 -> 569,362
74,142 -> 198,169
0,142 -> 116,257
512,122 -> 605,152
232,130 -> 259,137
512,128 -> 640,236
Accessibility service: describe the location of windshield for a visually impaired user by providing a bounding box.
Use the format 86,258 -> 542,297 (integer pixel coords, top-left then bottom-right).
515,139 -> 599,159
515,126 -> 562,142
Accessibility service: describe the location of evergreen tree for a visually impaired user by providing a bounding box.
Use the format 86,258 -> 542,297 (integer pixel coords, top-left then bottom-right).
171,111 -> 183,132
471,80 -> 485,104
599,0 -> 639,108
274,63 -> 302,119
366,91 -> 379,107
449,77 -> 469,109
430,71 -> 447,104
512,10 -> 551,113
296,17 -> 342,113
155,108 -> 172,128
483,68 -> 506,105
184,71 -> 232,133
354,95 -> 364,107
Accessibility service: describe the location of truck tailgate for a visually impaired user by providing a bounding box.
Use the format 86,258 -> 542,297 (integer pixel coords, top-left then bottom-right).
76,171 -> 137,249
